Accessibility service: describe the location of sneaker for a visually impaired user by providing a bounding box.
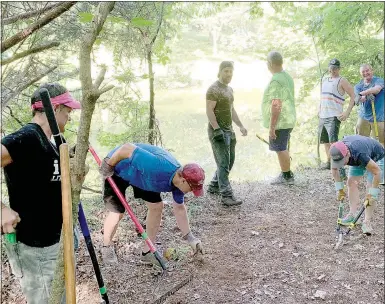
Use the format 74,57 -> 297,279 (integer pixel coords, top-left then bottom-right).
140,251 -> 163,267
221,196 -> 242,206
270,173 -> 294,185
362,221 -> 373,236
340,213 -> 355,226
101,245 -> 118,265
320,162 -> 331,170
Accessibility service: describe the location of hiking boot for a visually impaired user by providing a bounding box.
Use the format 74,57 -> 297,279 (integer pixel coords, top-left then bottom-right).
101,245 -> 118,265
320,162 -> 331,170
270,173 -> 294,185
362,221 -> 373,236
140,251 -> 163,268
340,213 -> 355,226
207,186 -> 220,195
221,196 -> 243,206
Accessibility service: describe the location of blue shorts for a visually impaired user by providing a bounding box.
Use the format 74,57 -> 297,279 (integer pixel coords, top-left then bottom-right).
269,128 -> 293,152
348,158 -> 384,183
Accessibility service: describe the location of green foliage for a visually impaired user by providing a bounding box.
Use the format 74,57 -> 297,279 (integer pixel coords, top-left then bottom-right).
106,16 -> 127,24
78,12 -> 93,23
96,98 -> 150,148
130,17 -> 154,27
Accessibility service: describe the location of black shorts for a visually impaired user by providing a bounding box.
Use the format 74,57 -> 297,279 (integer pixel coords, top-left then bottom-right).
103,175 -> 162,214
269,128 -> 293,152
318,117 -> 340,144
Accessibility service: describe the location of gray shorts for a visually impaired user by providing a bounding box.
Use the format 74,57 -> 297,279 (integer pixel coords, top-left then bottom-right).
318,117 -> 341,144
3,241 -> 66,304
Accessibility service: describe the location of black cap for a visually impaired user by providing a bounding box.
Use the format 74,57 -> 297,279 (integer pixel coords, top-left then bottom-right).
328,58 -> 341,68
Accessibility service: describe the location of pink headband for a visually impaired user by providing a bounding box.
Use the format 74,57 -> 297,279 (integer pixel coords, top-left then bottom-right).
31,92 -> 81,110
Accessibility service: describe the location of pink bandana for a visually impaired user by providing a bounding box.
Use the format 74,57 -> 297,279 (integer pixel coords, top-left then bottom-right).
31,92 -> 81,110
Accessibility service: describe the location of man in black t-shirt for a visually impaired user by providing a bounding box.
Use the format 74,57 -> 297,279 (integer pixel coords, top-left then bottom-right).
206,61 -> 248,206
1,83 -> 81,303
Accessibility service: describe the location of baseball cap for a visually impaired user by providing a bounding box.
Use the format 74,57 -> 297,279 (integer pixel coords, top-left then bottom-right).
328,58 -> 341,68
330,141 -> 349,169
181,163 -> 205,197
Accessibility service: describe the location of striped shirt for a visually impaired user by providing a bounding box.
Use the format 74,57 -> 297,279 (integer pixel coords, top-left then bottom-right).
319,77 -> 345,118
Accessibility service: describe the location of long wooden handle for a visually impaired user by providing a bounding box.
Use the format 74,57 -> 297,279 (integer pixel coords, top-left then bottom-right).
370,98 -> 379,139
60,144 -> 76,303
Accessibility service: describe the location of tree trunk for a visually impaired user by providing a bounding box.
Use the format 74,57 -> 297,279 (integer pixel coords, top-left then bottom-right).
146,2 -> 164,145
147,49 -> 155,145
49,2 -> 115,303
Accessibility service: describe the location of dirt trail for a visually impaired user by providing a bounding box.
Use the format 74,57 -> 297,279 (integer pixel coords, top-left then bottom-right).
1,168 -> 384,304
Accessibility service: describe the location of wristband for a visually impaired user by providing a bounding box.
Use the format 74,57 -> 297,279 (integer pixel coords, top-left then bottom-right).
335,181 -> 344,191
368,187 -> 380,198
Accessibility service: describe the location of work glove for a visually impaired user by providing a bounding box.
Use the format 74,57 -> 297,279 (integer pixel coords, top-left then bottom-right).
335,181 -> 345,201
100,157 -> 115,179
184,231 -> 203,255
365,188 -> 380,206
212,128 -> 225,142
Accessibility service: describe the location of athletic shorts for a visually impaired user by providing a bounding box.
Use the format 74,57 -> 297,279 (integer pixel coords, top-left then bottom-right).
269,128 -> 293,152
318,117 -> 341,144
349,158 -> 385,184
103,174 -> 162,214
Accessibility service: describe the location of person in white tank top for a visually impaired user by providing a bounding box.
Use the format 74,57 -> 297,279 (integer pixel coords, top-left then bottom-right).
318,59 -> 356,169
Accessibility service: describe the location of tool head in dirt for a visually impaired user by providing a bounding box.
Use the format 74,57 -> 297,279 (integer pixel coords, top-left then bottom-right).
194,242 -> 203,256
334,232 -> 344,250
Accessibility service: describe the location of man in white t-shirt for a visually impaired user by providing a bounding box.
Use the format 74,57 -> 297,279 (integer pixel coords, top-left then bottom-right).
318,59 -> 356,169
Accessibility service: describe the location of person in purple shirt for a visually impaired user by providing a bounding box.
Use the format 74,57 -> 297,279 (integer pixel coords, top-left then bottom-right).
99,142 -> 205,266
330,135 -> 384,235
